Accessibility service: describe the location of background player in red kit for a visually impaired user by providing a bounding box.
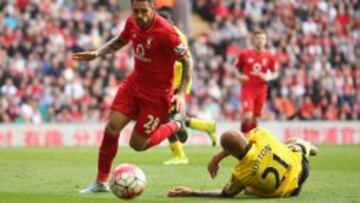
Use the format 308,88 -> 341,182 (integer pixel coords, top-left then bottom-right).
71,0 -> 193,193
234,29 -> 278,133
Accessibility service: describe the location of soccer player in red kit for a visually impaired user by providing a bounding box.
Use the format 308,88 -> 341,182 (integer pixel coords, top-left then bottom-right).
234,29 -> 278,133
71,0 -> 193,193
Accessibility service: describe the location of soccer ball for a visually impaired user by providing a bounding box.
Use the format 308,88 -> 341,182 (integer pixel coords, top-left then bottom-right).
109,163 -> 146,199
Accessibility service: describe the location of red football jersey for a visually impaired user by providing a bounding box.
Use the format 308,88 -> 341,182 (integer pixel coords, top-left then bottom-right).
235,49 -> 276,90
120,14 -> 186,95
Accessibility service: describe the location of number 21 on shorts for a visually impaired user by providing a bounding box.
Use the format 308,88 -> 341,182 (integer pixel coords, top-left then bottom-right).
261,154 -> 290,189
143,115 -> 160,134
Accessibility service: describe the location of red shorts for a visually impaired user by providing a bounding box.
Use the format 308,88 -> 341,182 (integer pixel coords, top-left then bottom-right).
241,89 -> 267,118
111,80 -> 172,138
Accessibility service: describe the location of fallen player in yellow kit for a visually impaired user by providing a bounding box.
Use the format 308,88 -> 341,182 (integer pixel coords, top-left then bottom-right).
168,127 -> 318,198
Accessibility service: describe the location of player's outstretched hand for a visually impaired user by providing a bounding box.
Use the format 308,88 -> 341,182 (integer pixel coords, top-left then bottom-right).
207,158 -> 219,179
172,94 -> 186,117
168,186 -> 193,197
71,51 -> 98,61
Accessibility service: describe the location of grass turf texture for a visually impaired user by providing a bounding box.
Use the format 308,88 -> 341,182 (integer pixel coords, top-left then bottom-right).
0,146 -> 359,203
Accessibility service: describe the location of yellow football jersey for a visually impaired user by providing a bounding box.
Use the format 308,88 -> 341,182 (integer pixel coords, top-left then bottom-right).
227,127 -> 303,197
173,27 -> 192,95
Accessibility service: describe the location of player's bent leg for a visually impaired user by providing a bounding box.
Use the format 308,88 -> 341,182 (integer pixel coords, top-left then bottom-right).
80,111 -> 131,194
129,120 -> 181,151
129,131 -> 149,152
146,119 -> 183,149
186,117 -> 217,146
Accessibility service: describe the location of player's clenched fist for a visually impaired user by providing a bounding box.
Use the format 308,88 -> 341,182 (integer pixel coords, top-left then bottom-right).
71,51 -> 98,61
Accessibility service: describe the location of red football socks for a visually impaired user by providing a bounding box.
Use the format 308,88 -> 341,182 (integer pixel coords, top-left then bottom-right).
146,121 -> 179,149
96,132 -> 119,183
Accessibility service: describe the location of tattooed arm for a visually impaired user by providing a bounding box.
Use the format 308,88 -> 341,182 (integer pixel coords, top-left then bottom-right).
95,36 -> 128,57
71,36 -> 128,61
172,50 -> 193,116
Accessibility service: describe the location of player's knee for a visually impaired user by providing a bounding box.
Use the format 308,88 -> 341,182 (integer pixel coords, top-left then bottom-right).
130,144 -> 145,152
105,121 -> 121,135
129,139 -> 147,152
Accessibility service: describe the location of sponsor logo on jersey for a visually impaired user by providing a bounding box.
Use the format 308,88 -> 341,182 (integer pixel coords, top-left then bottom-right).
252,63 -> 262,73
135,44 -> 152,63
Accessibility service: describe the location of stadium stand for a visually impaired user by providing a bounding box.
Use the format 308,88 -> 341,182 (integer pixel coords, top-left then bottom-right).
0,0 -> 359,123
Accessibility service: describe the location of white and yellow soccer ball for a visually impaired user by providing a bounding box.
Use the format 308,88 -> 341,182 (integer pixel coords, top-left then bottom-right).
109,163 -> 146,199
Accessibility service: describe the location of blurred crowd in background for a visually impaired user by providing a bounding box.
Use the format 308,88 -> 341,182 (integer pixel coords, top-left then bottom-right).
0,0 -> 359,124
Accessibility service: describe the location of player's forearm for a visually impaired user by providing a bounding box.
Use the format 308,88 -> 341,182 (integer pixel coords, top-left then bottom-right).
233,70 -> 244,79
189,189 -> 229,198
230,65 -> 247,81
266,71 -> 278,81
95,36 -> 126,57
213,149 -> 230,163
244,187 -> 271,197
229,65 -> 240,77
178,52 -> 193,95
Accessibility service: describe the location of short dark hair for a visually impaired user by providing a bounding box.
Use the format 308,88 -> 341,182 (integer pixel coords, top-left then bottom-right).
158,6 -> 173,22
253,28 -> 265,35
131,0 -> 154,4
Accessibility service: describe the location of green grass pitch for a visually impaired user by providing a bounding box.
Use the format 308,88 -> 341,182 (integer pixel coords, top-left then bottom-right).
0,145 -> 359,203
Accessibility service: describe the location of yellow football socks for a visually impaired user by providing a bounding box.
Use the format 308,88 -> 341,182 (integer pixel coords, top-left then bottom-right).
163,141 -> 189,165
170,141 -> 186,159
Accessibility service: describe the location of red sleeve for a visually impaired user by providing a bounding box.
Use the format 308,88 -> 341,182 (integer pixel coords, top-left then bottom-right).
235,51 -> 245,71
168,31 -> 186,60
119,17 -> 133,43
